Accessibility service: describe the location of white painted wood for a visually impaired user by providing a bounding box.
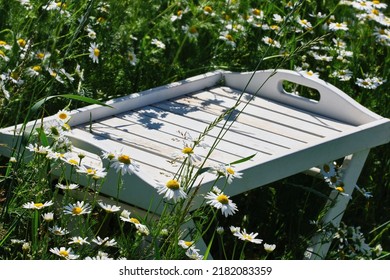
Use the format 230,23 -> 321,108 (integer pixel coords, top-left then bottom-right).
1,69 -> 390,260
306,149 -> 370,260
224,70 -> 383,125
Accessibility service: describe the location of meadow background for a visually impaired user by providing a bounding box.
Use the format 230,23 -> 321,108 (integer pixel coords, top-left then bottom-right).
0,0 -> 389,260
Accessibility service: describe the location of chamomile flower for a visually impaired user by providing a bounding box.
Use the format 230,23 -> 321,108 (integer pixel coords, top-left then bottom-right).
229,226 -> 241,234
178,240 -> 195,249
172,132 -> 207,164
56,183 -> 80,190
251,8 -> 264,19
234,228 -> 263,244
86,27 -> 97,39
68,236 -> 90,245
135,224 -> 150,236
224,164 -> 243,184
0,50 -> 9,62
297,18 -> 313,30
92,236 -> 117,247
98,201 -> 121,213
171,9 -> 185,22
154,179 -> 187,202
264,243 -> 276,253
49,225 -> 69,236
50,247 -> 79,260
77,164 -> 107,179
27,65 -> 42,76
22,200 -> 54,210
101,150 -> 116,161
299,70 -> 320,78
151,38 -> 166,49
47,68 -> 64,83
63,201 -> 92,216
203,5 -> 214,16
182,25 -> 199,40
127,50 -> 137,66
110,150 -> 140,175
320,162 -> 338,179
262,36 -> 281,48
356,77 -> 377,89
56,109 -> 71,123
331,69 -> 353,81
329,22 -> 349,31
219,31 -> 236,48
41,212 -> 54,222
85,251 -> 113,260
26,143 -> 51,155
213,163 -> 243,184
186,247 -> 203,260
119,209 -> 131,221
0,40 -> 11,50
205,191 -> 238,217
89,42 -> 100,63
62,152 -> 80,166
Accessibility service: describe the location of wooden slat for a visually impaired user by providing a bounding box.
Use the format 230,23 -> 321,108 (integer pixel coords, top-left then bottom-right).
124,105 -> 295,155
173,90 -> 344,140
80,118 -> 247,166
209,86 -> 354,131
154,97 -> 323,144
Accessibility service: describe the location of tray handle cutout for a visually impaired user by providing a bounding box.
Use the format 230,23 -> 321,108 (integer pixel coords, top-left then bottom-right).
282,79 -> 321,103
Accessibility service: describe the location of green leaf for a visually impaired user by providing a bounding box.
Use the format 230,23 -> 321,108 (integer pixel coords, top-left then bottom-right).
30,94 -> 112,114
203,231 -> 215,260
230,153 -> 257,165
36,127 -> 49,146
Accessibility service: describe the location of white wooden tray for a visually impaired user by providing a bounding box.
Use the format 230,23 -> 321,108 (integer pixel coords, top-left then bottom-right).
1,69 -> 389,259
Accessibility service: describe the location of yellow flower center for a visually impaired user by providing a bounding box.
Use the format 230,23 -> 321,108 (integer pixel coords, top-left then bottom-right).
72,207 -> 82,215
87,168 -> 96,175
34,203 -> 44,208
177,10 -> 182,16
97,17 -> 106,23
225,34 -> 234,41
243,233 -> 252,241
335,186 -> 345,193
17,38 -> 26,47
268,38 -> 274,44
36,53 -> 45,59
130,217 -> 140,224
51,71 -> 57,78
216,194 -> 229,204
182,146 -> 193,154
58,113 -> 68,120
0,40 -> 7,46
94,48 -> 100,57
226,167 -> 235,175
372,9 -> 379,16
56,2 -> 67,9
204,6 -> 212,13
184,241 -> 193,247
68,159 -> 79,165
118,154 -> 131,164
32,65 -> 42,72
59,250 -> 69,257
166,179 -> 180,190
0,50 -> 5,57
253,9 -> 261,16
